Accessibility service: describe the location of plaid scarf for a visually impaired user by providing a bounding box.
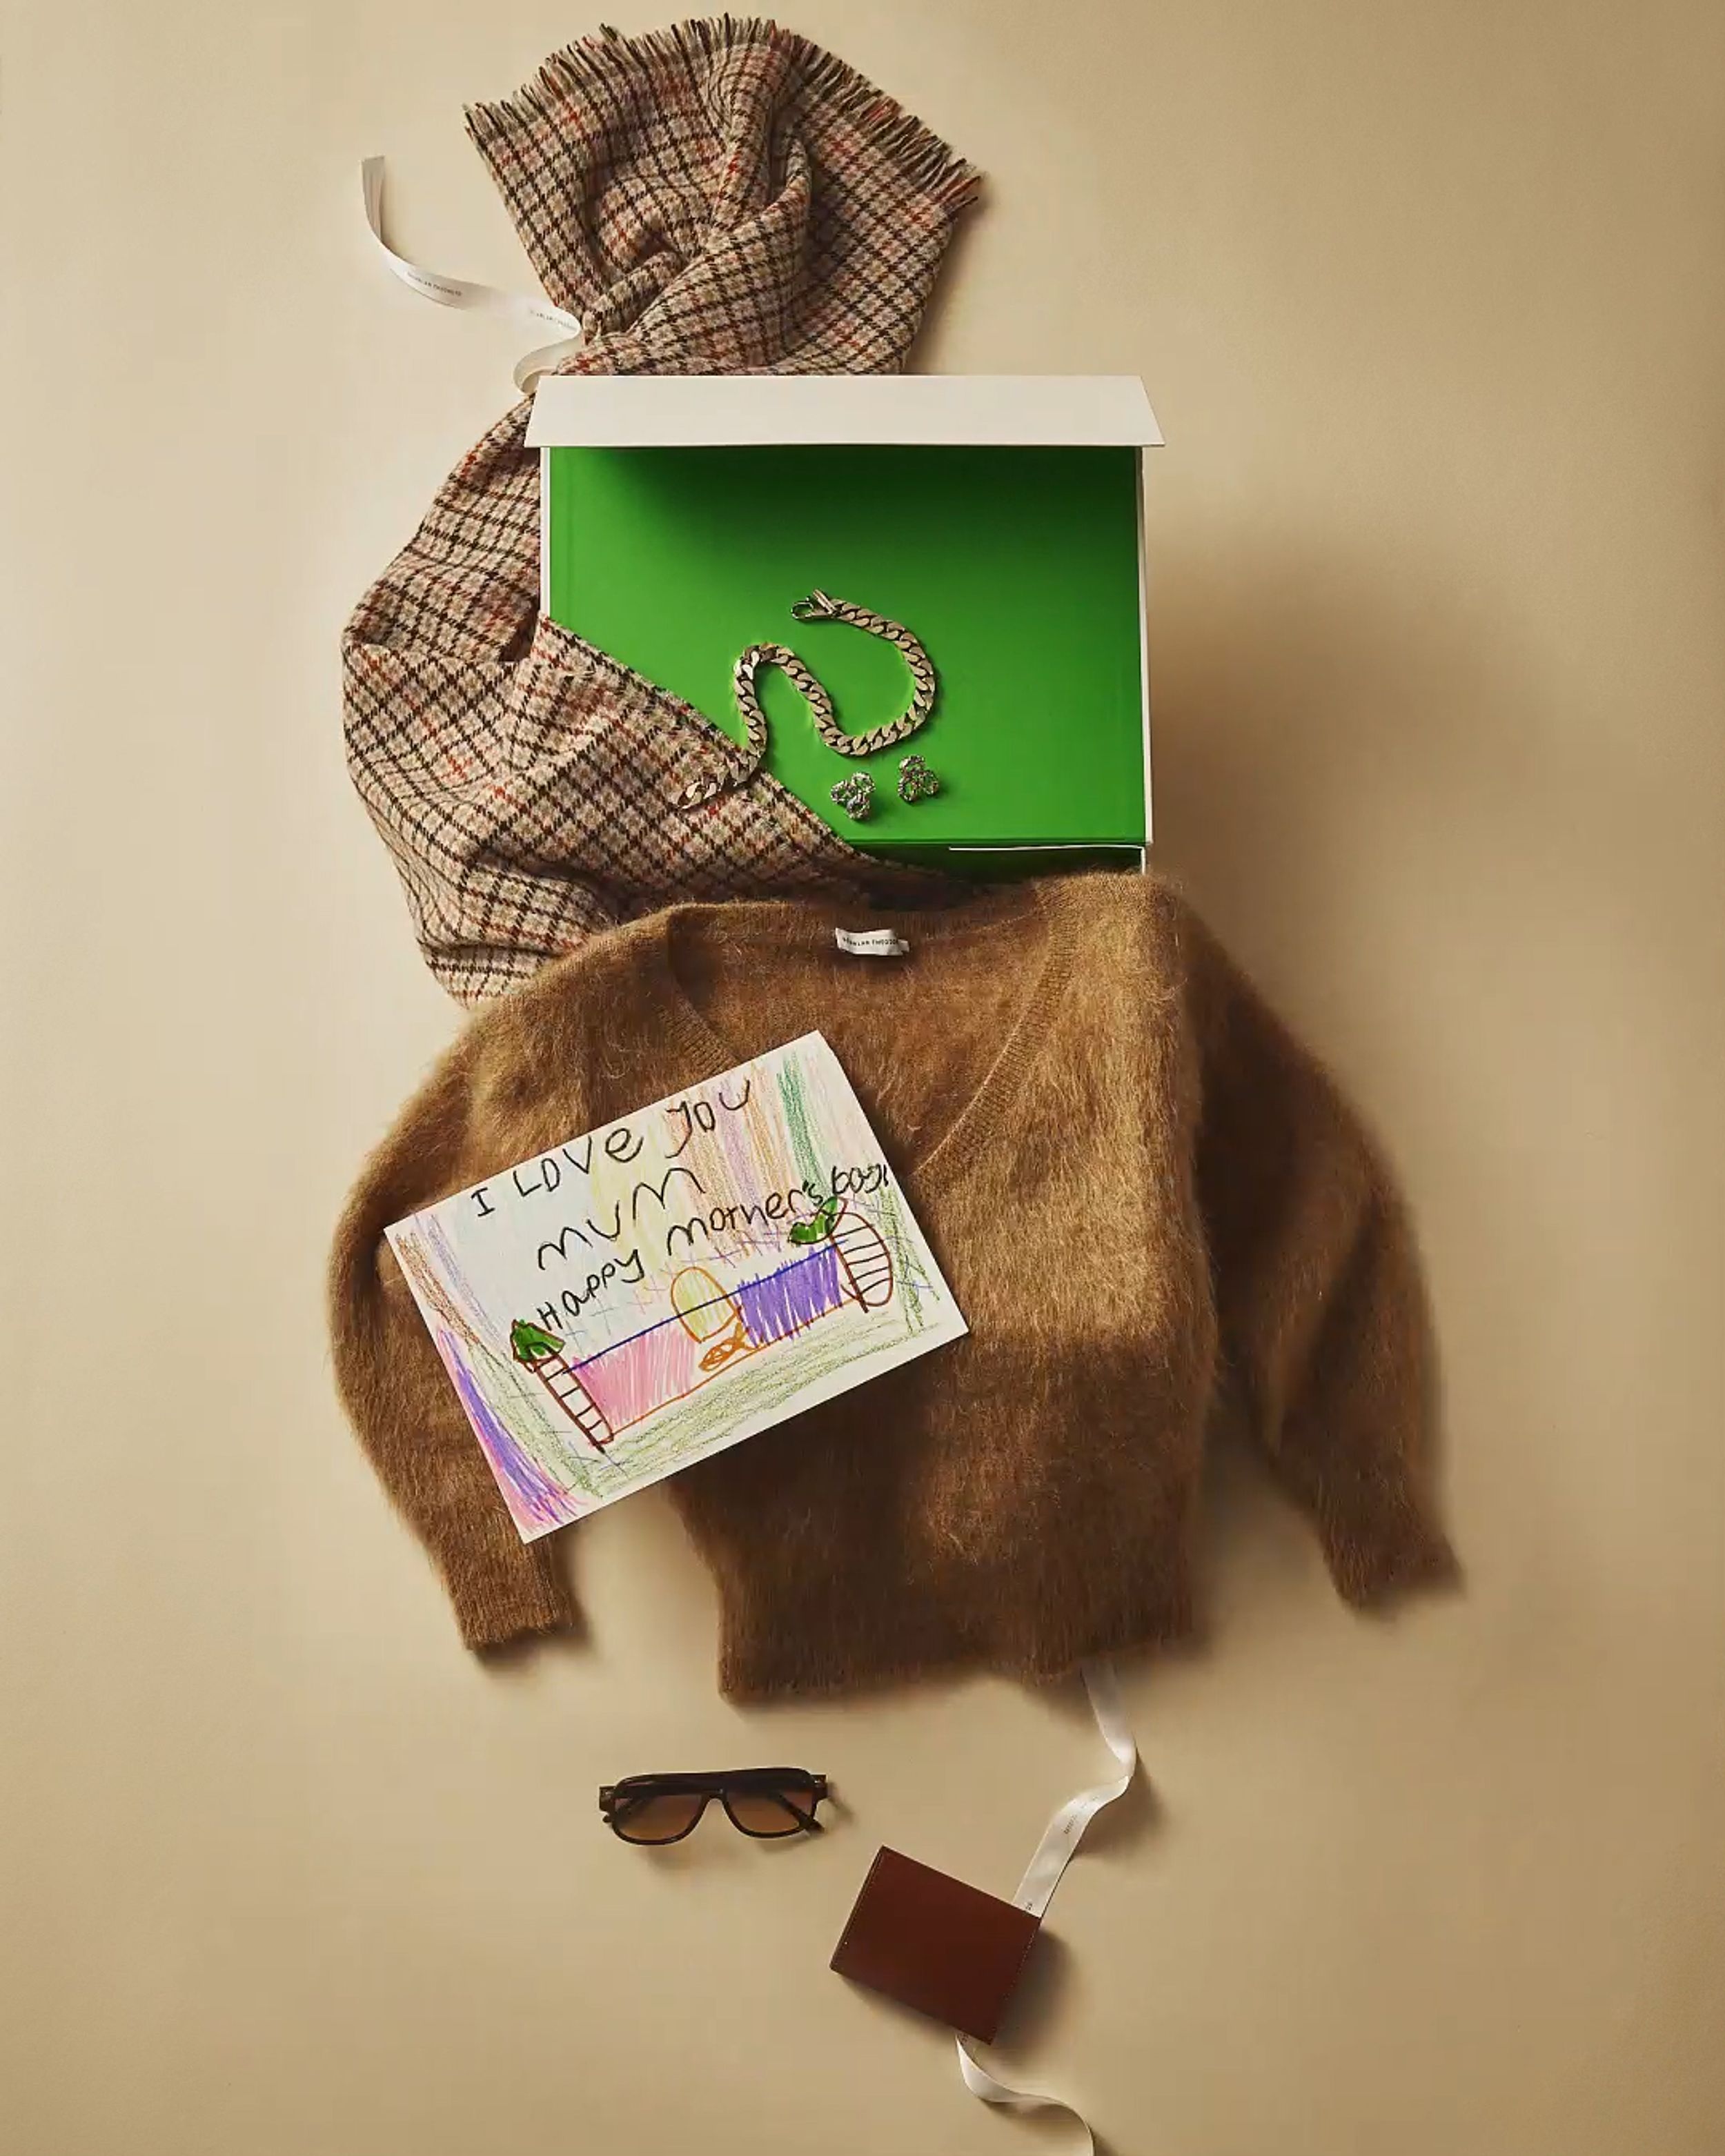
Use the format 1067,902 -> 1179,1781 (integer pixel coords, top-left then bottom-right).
344,17 -> 980,1003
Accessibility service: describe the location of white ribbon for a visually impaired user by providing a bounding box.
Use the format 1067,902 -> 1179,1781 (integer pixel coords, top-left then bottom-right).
955,1657 -> 1139,2153
359,157 -> 586,391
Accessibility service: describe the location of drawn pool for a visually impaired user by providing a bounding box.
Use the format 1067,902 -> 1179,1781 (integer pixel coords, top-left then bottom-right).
514,1204 -> 896,1452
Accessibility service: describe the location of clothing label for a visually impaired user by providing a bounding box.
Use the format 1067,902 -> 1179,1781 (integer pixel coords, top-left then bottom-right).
385,1033 -> 965,1540
834,928 -> 910,958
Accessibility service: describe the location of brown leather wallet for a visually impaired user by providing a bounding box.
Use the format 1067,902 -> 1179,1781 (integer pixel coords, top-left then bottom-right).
829,1846 -> 1043,2044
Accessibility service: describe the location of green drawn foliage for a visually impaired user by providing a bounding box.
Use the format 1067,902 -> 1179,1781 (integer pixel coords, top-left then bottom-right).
787,1195 -> 842,1245
510,1317 -> 565,1363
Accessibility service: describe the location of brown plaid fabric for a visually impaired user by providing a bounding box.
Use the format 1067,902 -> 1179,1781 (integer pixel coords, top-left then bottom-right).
344,17 -> 980,1002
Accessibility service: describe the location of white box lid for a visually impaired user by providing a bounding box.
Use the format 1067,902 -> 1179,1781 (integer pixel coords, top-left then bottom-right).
526,373 -> 1163,449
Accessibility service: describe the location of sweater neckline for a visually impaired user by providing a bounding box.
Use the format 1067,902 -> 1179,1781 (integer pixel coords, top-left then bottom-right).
648,882 -> 1076,1192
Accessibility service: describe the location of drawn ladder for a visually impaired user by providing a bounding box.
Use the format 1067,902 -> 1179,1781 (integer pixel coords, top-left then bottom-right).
529,1354 -> 615,1453
831,1206 -> 895,1310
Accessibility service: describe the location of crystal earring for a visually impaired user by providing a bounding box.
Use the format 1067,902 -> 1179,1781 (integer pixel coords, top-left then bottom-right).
830,772 -> 875,821
897,753 -> 940,804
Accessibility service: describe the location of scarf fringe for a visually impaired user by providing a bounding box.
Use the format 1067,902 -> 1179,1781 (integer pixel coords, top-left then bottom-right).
465,14 -> 981,219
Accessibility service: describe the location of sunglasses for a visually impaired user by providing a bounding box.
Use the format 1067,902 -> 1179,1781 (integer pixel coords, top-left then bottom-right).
599,1767 -> 830,1845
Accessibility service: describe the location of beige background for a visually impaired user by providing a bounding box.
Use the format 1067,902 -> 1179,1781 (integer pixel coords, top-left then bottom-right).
4,2 -> 1723,2150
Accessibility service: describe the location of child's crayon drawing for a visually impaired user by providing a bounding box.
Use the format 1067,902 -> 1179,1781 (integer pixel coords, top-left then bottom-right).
384,1033 -> 966,1540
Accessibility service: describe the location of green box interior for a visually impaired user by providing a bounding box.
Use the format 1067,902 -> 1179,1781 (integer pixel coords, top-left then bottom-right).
544,443 -> 1145,854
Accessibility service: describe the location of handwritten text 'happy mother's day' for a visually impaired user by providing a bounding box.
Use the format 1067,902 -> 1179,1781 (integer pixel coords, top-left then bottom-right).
460,1078 -> 889,1338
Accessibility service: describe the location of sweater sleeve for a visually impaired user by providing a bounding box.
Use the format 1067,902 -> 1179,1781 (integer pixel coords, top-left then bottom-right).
328,1045 -> 580,1652
1187,918 -> 1457,1606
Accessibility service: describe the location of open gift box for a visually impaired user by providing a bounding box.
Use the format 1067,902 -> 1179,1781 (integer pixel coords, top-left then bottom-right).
526,375 -> 1162,876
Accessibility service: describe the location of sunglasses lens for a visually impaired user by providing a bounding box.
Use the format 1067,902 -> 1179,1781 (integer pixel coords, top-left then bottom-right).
610,1792 -> 705,1843
723,1786 -> 816,1837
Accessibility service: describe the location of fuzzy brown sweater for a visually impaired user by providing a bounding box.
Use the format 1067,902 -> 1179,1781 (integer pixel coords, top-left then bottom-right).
330,876 -> 1454,1695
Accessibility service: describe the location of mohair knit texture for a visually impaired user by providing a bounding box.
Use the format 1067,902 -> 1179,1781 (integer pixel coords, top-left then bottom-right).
329,875 -> 1455,1696
343,17 -> 978,1006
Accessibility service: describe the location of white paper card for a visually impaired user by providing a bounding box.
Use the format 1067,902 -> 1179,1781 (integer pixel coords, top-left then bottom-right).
384,1034 -> 967,1541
